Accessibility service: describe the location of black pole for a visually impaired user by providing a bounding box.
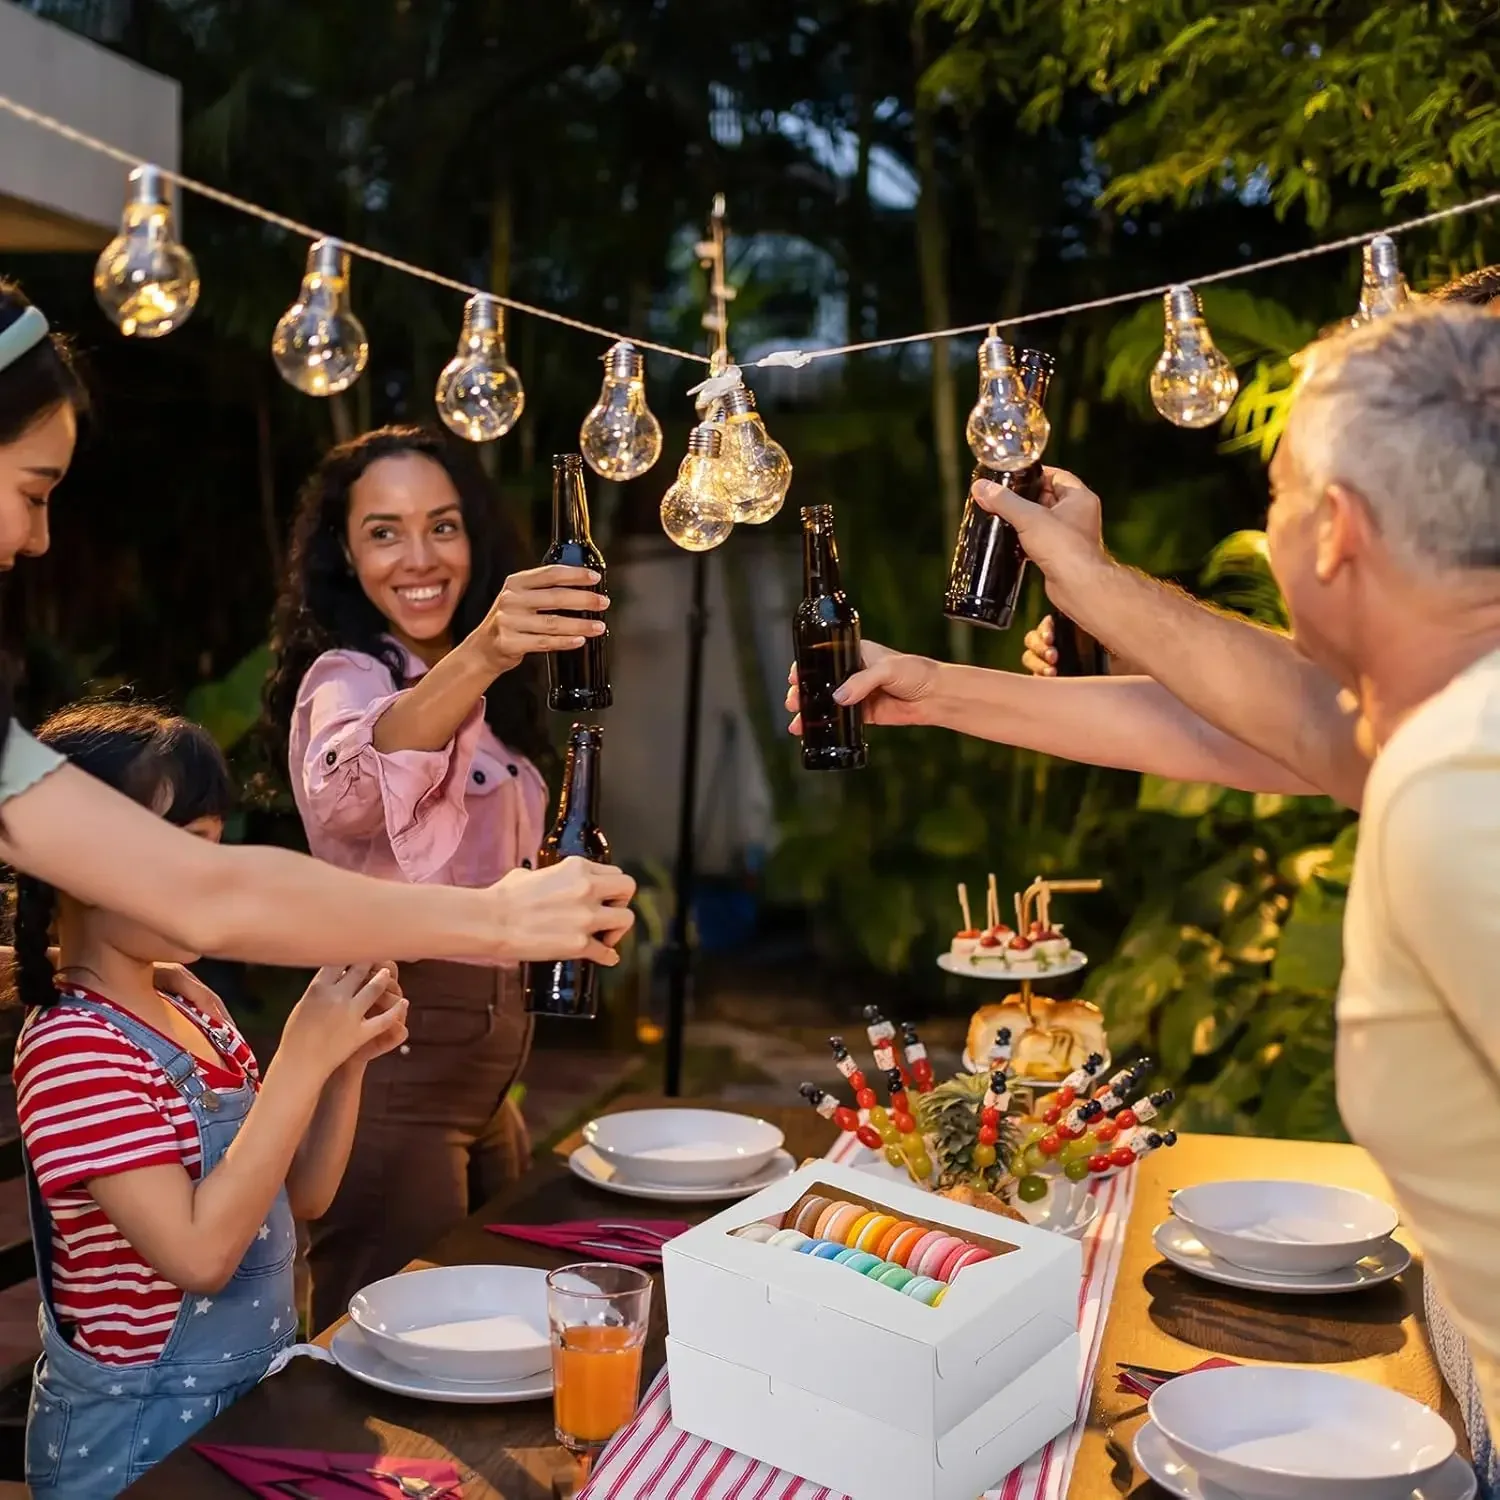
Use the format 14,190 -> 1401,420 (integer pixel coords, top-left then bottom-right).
663,550 -> 709,1096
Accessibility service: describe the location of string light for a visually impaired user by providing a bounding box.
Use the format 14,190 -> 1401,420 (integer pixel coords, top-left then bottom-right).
580,342 -> 664,480
271,239 -> 368,397
92,164 -> 198,339
660,425 -> 734,551
966,333 -> 1050,467
716,384 -> 791,523
1355,235 -> 1410,323
1150,286 -> 1240,429
436,294 -> 524,442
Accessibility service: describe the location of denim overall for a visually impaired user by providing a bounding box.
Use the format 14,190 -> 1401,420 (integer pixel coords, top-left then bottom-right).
23,995 -> 297,1500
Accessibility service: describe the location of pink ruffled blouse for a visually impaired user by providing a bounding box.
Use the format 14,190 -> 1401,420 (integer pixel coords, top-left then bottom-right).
289,642 -> 548,912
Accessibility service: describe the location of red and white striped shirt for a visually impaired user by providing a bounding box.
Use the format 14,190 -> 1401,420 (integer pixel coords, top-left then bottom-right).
13,987 -> 260,1365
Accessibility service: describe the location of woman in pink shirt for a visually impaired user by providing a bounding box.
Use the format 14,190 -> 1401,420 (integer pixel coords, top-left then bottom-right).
264,424 -> 609,1328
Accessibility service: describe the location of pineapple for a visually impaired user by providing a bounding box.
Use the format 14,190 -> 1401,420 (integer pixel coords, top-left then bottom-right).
914,1072 -> 1023,1195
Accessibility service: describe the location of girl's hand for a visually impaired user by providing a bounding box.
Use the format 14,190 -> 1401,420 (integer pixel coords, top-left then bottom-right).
280,963 -> 408,1076
340,965 -> 409,1069
479,565 -> 610,673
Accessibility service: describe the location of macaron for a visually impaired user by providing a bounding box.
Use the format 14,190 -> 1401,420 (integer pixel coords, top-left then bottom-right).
792,1196 -> 832,1237
812,1240 -> 847,1260
902,1275 -> 944,1305
931,1286 -> 949,1308
903,1229 -> 947,1273
935,1240 -> 975,1283
887,1225 -> 929,1267
734,1222 -> 778,1243
843,1211 -> 882,1249
842,1250 -> 882,1275
946,1245 -> 995,1281
793,1238 -> 822,1254
824,1203 -> 865,1245
875,1219 -> 917,1261
915,1234 -> 965,1281
813,1201 -> 848,1239
855,1214 -> 899,1253
768,1228 -> 809,1251
874,1264 -> 915,1291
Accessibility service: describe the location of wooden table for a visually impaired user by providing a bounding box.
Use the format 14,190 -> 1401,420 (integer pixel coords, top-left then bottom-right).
124,1107 -> 1463,1500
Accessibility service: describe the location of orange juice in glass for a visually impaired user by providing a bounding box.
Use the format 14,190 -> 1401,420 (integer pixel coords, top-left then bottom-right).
547,1263 -> 652,1461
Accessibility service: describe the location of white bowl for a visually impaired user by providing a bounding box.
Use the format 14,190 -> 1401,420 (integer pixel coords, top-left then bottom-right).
1170,1179 -> 1397,1275
348,1265 -> 550,1384
1149,1365 -> 1456,1500
582,1109 -> 784,1188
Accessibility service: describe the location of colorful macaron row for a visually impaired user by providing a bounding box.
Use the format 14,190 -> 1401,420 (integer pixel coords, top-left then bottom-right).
732,1221 -> 953,1304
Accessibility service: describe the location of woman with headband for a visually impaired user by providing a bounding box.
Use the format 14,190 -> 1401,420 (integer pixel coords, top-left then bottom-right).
0,281 -> 635,977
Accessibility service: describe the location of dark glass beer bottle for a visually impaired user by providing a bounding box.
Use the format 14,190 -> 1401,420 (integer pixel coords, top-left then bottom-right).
795,504 -> 868,771
544,454 -> 611,712
1051,615 -> 1109,676
524,723 -> 609,1018
944,349 -> 1056,629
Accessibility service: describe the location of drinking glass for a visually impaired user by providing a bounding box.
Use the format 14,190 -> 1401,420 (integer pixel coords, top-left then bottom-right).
547,1263 -> 653,1468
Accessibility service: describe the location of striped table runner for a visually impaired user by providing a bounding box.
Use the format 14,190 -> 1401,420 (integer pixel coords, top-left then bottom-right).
580,1132 -> 1138,1500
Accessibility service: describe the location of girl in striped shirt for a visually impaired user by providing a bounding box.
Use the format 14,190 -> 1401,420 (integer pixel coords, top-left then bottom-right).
11,700 -> 409,1500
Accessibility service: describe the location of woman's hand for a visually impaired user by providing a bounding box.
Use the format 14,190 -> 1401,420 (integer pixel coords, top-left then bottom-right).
784,640 -> 939,734
1022,615 -> 1058,677
491,858 -> 636,965
154,962 -> 234,1025
280,963 -> 409,1076
479,565 -> 610,673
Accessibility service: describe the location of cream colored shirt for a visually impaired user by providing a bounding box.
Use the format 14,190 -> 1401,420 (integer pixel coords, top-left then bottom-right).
1338,647 -> 1500,1432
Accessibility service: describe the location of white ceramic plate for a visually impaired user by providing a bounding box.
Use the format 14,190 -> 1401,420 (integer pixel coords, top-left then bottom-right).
938,950 -> 1087,983
1171,1179 -> 1398,1276
348,1264 -> 550,1384
1133,1420 -> 1475,1500
1153,1218 -> 1410,1295
329,1323 -> 553,1405
1017,1190 -> 1101,1240
1148,1364 -> 1456,1500
568,1146 -> 796,1202
582,1109 -> 785,1188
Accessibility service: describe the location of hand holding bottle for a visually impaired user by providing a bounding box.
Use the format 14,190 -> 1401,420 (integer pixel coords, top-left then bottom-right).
493,857 -> 635,966
478,565 -> 610,673
1023,615 -> 1059,677
971,467 -> 1107,610
785,641 -> 937,733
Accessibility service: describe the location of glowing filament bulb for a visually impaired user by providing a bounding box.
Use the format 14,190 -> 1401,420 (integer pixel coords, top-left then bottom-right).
436,294 -> 525,442
271,239 -> 369,397
92,164 -> 199,339
660,425 -> 734,552
1356,236 -> 1410,323
965,334 -> 1050,468
718,385 -> 792,524
580,342 -> 664,481
1150,286 -> 1240,429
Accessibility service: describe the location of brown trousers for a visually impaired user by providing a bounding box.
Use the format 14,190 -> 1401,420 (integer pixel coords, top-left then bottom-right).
306,960 -> 534,1333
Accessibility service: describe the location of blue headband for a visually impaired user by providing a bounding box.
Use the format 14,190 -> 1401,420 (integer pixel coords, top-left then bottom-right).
0,306 -> 49,372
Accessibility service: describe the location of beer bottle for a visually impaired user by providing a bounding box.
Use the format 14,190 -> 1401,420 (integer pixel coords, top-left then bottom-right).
795,504 -> 868,771
944,348 -> 1056,629
1052,615 -> 1109,676
523,723 -> 609,1018
543,454 -> 611,712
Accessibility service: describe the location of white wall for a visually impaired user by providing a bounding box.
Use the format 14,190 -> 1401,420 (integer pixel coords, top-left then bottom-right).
0,1 -> 179,250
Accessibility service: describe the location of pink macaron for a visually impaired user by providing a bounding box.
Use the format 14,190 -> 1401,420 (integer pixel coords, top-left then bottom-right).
935,1240 -> 976,1283
793,1196 -> 832,1237
946,1245 -> 995,1282
914,1233 -> 965,1281
902,1230 -> 947,1274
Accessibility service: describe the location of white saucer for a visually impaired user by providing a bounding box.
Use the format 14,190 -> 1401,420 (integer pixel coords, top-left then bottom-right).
1133,1419 -> 1476,1500
938,950 -> 1087,983
568,1147 -> 796,1202
329,1322 -> 553,1404
1153,1218 -> 1411,1294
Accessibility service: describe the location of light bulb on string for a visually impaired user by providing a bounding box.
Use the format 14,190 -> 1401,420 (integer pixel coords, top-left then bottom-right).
1355,235 -> 1410,324
965,331 -> 1050,467
717,384 -> 792,524
1150,286 -> 1240,429
271,239 -> 369,397
660,424 -> 735,552
92,164 -> 199,338
435,294 -> 524,442
580,341 -> 663,480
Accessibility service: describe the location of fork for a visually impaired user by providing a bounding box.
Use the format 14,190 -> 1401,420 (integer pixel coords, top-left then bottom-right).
369,1467 -> 475,1497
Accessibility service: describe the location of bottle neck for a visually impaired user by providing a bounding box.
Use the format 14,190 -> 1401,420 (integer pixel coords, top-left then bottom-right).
552,465 -> 592,543
802,524 -> 841,596
556,740 -> 601,826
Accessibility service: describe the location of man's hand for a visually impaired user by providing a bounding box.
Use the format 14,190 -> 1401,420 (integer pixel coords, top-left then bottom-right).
785,641 -> 940,733
972,467 -> 1107,612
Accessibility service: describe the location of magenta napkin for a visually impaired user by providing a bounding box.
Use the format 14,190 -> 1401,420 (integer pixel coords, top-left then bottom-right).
194,1443 -> 459,1499
486,1219 -> 689,1267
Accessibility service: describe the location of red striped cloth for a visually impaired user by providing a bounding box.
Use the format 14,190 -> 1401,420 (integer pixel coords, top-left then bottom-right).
580,1133 -> 1138,1500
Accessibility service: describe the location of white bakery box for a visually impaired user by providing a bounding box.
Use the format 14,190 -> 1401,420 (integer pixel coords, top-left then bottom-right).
663,1160 -> 1081,1500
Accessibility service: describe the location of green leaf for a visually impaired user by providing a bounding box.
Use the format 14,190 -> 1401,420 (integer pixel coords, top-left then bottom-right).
185,645 -> 273,752
1138,776 -> 1226,817
1272,877 -> 1346,993
1158,983 -> 1223,1073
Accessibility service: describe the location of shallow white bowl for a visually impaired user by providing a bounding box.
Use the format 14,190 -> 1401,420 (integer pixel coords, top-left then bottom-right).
1149,1365 -> 1456,1500
583,1109 -> 784,1188
348,1265 -> 550,1384
1171,1178 -> 1397,1275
